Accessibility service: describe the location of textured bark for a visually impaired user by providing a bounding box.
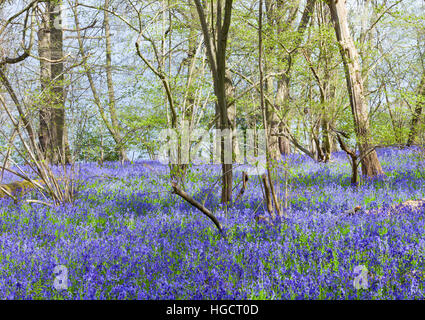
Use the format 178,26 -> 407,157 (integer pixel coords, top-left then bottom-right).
235,171 -> 248,201
37,8 -> 52,161
275,69 -> 291,156
261,173 -> 274,218
37,2 -> 67,164
265,76 -> 281,161
50,2 -> 66,163
328,0 -> 383,177
225,69 -> 240,162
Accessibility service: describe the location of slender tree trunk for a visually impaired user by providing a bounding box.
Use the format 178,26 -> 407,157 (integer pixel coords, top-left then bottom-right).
193,0 -> 234,203
264,75 -> 280,161
328,0 -> 383,177
276,75 -> 291,156
73,1 -> 127,165
50,2 -> 66,164
225,69 -> 239,162
104,0 -> 128,162
407,71 -> 425,146
37,6 -> 53,162
321,117 -> 332,161
265,0 -> 316,159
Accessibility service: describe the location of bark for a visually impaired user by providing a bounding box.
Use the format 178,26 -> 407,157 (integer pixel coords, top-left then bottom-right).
235,171 -> 248,201
36,2 -> 68,164
259,0 -> 282,218
407,71 -> 425,146
275,72 -> 291,156
50,2 -> 65,164
37,7 -> 53,162
336,133 -> 359,185
328,0 -> 383,177
186,1 -> 198,121
261,173 -> 274,218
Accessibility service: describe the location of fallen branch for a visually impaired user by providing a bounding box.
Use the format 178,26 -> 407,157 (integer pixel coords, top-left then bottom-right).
366,199 -> 425,215
341,205 -> 362,216
342,199 -> 425,217
255,214 -> 274,227
171,182 -> 224,236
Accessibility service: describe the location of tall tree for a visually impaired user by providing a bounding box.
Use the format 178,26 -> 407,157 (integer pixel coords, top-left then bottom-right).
72,0 -> 128,164
327,0 -> 384,177
264,0 -> 316,160
37,3 -> 53,161
36,1 -> 69,164
104,0 -> 128,162
193,0 -> 234,203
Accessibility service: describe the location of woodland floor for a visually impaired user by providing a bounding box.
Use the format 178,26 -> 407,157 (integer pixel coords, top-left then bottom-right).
0,147 -> 424,299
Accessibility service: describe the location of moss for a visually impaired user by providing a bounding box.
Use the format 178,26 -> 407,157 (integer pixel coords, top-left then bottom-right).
0,180 -> 43,198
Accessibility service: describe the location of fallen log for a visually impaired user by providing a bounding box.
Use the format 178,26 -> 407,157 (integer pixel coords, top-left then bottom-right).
255,214 -> 274,227
0,180 -> 44,198
341,205 -> 362,216
344,199 -> 425,216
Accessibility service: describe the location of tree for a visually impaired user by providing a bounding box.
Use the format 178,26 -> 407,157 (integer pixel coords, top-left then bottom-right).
37,1 -> 69,164
264,0 -> 316,160
104,0 -> 129,162
193,0 -> 234,203
72,0 -> 128,164
327,0 -> 384,177
407,71 -> 425,146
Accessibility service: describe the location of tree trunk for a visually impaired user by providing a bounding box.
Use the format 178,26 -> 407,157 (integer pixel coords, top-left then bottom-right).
265,75 -> 281,161
104,0 -> 128,163
193,0 -> 234,203
73,0 -> 128,165
276,75 -> 291,156
407,71 -> 425,146
225,69 -> 240,162
50,2 -> 66,164
328,0 -> 383,177
321,117 -> 332,162
37,2 -> 67,164
265,0 -> 316,159
37,7 -> 53,162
